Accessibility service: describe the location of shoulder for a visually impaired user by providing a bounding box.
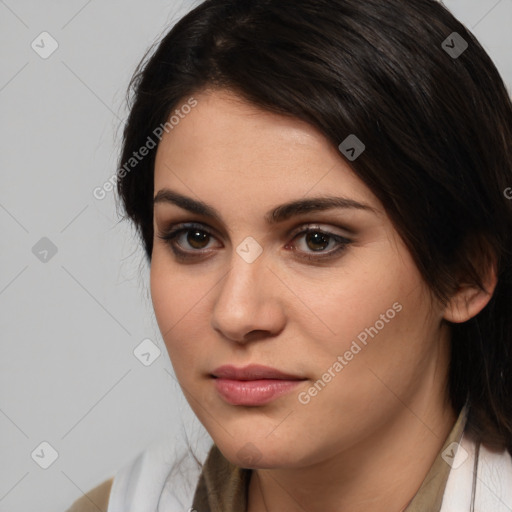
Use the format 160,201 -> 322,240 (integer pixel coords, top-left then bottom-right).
69,435 -> 207,511
65,476 -> 114,512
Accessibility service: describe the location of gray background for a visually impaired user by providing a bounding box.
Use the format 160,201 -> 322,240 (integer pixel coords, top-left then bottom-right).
1,1 -> 511,511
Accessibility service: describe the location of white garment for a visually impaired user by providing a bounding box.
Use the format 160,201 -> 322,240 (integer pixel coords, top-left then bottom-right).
108,434 -> 201,512
440,433 -> 512,511
108,431 -> 512,512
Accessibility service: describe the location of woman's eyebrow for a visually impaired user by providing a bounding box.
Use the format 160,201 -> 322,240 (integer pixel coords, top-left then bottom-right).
153,188 -> 378,225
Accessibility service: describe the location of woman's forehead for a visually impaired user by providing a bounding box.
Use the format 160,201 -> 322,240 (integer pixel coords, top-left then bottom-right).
153,90 -> 380,209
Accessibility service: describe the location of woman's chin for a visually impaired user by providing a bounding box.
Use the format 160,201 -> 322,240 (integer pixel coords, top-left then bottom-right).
217,440 -> 301,469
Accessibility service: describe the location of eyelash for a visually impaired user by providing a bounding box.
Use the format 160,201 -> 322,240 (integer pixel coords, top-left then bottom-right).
156,222 -> 352,262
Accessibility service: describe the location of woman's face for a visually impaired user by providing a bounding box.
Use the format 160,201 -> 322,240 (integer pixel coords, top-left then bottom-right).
151,89 -> 450,468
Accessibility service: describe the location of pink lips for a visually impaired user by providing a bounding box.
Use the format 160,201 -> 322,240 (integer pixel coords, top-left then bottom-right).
211,364 -> 306,406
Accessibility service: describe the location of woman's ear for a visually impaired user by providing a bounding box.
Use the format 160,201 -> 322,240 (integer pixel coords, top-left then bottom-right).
443,251 -> 498,324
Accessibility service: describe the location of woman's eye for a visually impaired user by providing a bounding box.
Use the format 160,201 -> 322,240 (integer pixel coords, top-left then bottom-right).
157,223 -> 220,258
287,227 -> 352,261
156,223 -> 352,262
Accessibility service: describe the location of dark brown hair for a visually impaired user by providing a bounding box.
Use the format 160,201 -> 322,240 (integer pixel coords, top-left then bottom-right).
116,0 -> 512,456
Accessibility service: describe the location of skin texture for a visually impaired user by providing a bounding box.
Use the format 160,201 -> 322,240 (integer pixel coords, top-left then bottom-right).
150,89 -> 495,512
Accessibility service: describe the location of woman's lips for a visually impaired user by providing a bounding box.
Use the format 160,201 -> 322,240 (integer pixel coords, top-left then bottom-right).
212,377 -> 306,406
211,363 -> 304,380
210,364 -> 307,406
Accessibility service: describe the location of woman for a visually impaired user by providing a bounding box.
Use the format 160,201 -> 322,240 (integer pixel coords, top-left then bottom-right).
67,0 -> 512,510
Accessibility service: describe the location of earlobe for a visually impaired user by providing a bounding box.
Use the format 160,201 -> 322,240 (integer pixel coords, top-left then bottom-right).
443,259 -> 498,324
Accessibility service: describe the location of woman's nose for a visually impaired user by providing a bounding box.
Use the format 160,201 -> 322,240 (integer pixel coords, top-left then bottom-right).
210,251 -> 286,345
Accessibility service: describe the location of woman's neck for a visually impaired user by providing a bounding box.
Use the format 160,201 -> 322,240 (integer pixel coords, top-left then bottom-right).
246,396 -> 457,512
